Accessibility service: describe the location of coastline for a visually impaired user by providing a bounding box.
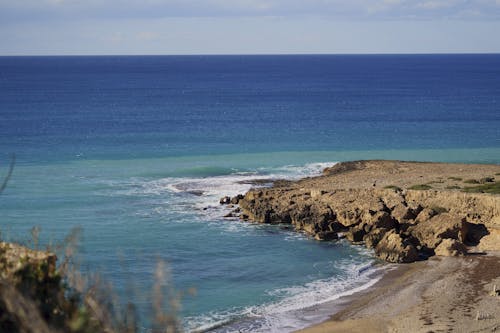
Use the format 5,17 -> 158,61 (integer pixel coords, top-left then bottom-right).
297,253 -> 500,333
227,160 -> 500,332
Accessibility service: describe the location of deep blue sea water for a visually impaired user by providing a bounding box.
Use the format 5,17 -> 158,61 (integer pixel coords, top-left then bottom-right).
1,54 -> 500,332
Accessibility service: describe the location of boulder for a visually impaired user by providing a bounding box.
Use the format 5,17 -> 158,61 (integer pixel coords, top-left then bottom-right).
434,239 -> 467,256
478,228 -> 500,251
414,208 -> 438,224
230,194 -> 244,204
219,196 -> 231,205
314,231 -> 339,241
409,213 -> 468,249
369,211 -> 397,229
391,204 -> 418,222
364,228 -> 388,249
337,208 -> 363,227
346,227 -> 366,243
375,230 -> 419,263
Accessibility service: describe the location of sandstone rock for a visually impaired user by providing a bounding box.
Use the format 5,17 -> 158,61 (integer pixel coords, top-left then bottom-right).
364,228 -> 388,249
314,231 -> 339,241
415,208 -> 438,224
346,227 -> 366,243
375,230 -> 419,263
478,227 -> 500,251
368,211 -> 397,229
311,189 -> 327,199
337,208 -> 363,227
328,221 -> 345,233
391,204 -> 418,222
434,239 -> 467,256
409,213 -> 468,249
230,194 -> 244,204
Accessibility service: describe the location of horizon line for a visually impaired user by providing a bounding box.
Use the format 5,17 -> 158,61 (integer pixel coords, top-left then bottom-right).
1,51 -> 500,57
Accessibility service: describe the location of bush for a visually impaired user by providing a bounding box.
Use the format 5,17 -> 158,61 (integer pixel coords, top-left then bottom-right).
462,182 -> 500,194
408,184 -> 432,190
384,185 -> 402,192
447,177 -> 462,181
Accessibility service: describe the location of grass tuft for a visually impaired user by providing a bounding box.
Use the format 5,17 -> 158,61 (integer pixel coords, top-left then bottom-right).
384,185 -> 402,192
445,185 -> 461,190
464,179 -> 480,184
462,182 -> 500,194
447,176 -> 462,181
430,206 -> 448,214
409,184 -> 432,190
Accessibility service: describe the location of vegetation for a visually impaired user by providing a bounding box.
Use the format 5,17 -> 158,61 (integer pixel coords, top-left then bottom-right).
445,185 -> 461,190
0,230 -> 187,333
408,184 -> 432,190
383,185 -> 402,192
430,206 -> 448,214
464,179 -> 480,184
479,177 -> 495,184
462,181 -> 500,194
447,176 -> 462,181
427,180 -> 444,184
1,155 -> 186,333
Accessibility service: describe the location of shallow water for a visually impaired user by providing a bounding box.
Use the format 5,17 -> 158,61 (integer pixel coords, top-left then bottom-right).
1,54 -> 499,331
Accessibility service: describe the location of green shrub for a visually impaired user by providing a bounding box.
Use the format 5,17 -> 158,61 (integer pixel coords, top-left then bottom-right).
384,185 -> 402,192
445,185 -> 461,190
408,184 -> 432,190
447,177 -> 462,181
479,177 -> 495,184
462,182 -> 500,194
463,179 -> 480,184
430,206 -> 448,214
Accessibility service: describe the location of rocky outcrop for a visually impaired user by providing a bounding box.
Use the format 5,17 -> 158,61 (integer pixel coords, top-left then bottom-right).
434,239 -> 468,256
234,160 -> 500,263
375,230 -> 419,263
408,213 -> 468,249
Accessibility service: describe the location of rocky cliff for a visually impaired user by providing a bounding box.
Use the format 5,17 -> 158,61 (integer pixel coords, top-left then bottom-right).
231,160 -> 500,263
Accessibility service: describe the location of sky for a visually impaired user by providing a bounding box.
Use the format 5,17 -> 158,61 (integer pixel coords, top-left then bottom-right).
1,0 -> 500,55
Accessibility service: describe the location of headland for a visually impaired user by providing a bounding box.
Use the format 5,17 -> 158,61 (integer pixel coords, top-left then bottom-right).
222,160 -> 500,332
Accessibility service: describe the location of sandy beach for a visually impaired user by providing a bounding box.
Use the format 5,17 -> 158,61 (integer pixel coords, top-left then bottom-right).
232,160 -> 500,332
297,253 -> 500,333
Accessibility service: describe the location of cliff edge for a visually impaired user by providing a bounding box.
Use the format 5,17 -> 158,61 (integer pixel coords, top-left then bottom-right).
234,160 -> 500,263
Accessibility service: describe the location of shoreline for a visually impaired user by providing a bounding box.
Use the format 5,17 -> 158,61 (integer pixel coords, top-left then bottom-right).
297,253 -> 500,333
227,160 -> 500,332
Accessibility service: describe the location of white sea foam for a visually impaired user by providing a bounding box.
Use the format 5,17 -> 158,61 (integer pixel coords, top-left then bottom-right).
102,161 -> 390,333
185,259 -> 391,333
101,161 -> 336,223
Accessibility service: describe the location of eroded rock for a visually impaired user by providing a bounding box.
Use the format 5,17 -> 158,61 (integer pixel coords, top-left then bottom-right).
375,230 -> 419,263
409,213 -> 468,249
434,239 -> 467,256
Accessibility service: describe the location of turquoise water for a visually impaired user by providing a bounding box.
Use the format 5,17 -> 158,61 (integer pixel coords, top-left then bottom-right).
1,55 -> 500,331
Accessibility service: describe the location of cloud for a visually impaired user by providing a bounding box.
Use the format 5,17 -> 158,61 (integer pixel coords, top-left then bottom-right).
1,0 -> 500,22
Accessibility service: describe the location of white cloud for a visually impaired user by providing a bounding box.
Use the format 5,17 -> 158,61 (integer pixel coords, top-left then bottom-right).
0,0 -> 499,22
416,0 -> 456,10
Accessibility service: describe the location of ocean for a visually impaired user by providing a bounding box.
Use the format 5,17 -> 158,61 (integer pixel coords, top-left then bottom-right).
1,54 -> 499,332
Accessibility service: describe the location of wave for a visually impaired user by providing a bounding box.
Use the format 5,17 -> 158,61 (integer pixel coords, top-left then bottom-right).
184,258 -> 389,333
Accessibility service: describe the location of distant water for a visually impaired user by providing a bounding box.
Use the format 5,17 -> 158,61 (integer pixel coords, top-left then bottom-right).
1,55 -> 499,332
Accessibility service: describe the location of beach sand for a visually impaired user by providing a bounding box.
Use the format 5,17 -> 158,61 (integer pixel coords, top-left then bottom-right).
298,254 -> 500,333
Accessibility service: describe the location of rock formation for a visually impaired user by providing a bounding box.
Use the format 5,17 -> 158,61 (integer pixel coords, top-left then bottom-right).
231,160 -> 500,263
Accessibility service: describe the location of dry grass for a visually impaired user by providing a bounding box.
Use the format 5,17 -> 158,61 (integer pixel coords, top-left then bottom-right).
0,228 -> 187,333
